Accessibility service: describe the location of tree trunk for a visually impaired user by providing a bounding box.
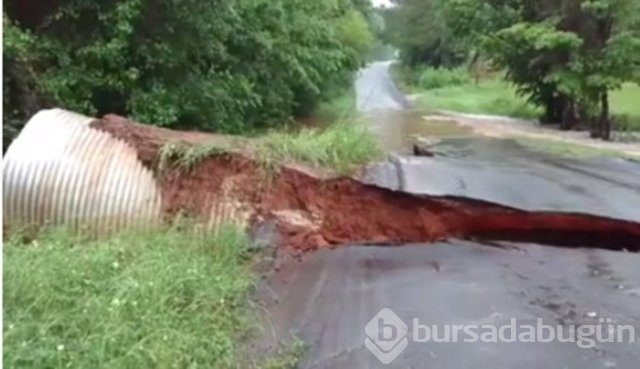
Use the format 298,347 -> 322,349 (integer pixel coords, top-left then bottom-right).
589,115 -> 601,138
600,91 -> 610,141
542,94 -> 567,125
561,98 -> 578,130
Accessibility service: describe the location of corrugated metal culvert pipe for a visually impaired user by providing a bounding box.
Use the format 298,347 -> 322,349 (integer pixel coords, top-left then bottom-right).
3,109 -> 162,235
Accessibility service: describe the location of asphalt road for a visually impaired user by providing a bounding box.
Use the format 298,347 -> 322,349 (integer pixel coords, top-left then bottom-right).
259,243 -> 640,369
256,61 -> 640,368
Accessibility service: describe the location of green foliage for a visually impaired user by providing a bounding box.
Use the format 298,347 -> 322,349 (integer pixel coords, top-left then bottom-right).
258,119 -> 384,173
418,67 -> 471,90
261,338 -> 306,369
515,136 -> 638,160
438,0 -> 640,138
483,20 -> 584,114
158,141 -> 227,173
3,0 -> 374,137
610,83 -> 640,132
414,78 -> 542,120
3,225 -> 257,368
381,0 -> 468,67
3,15 -> 47,150
312,87 -> 358,124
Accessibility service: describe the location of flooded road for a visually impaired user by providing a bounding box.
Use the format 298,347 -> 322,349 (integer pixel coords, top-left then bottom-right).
257,61 -> 640,368
359,62 -> 640,222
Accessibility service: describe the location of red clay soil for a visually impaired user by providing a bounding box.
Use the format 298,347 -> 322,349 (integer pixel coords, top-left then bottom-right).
91,115 -> 640,253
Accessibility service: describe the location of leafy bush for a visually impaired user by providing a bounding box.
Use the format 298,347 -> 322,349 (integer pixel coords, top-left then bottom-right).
418,67 -> 471,90
3,0 -> 373,138
4,225 -> 256,368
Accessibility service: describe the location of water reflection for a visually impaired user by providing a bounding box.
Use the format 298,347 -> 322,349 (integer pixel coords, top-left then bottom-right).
366,109 -> 473,152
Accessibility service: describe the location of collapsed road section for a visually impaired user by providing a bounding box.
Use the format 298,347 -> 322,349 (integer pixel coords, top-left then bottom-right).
4,109 -> 640,251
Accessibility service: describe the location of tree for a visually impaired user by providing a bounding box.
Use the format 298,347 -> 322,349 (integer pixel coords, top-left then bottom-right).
2,0 -> 374,146
382,0 -> 468,67
447,0 -> 640,139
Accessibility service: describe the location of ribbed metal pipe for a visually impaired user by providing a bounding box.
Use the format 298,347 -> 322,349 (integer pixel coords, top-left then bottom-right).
3,109 -> 162,234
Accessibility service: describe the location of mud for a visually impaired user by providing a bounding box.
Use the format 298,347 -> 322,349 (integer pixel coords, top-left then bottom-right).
91,115 -> 640,252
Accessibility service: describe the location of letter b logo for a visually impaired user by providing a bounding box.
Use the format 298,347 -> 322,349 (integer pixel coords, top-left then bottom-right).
365,308 -> 409,364
379,318 -> 398,342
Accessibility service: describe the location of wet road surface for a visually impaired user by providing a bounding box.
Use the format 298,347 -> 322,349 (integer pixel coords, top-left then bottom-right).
256,61 -> 640,368
359,63 -> 640,222
365,136 -> 640,221
258,242 -> 640,368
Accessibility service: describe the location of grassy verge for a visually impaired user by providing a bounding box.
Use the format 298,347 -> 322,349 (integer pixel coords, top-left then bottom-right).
416,81 -> 640,131
392,64 -> 640,131
515,136 -> 638,160
611,83 -> 640,132
3,225 -> 299,369
258,119 -> 384,173
413,79 -> 542,120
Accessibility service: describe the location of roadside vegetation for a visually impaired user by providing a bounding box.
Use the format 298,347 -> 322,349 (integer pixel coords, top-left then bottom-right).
4,225 -> 252,368
258,119 -> 384,174
158,141 -> 228,173
391,64 -> 640,130
3,0 -> 376,149
154,86 -> 380,175
311,87 -> 358,126
381,0 -> 640,140
610,83 -> 640,132
516,136 -> 639,160
3,225 -> 301,369
391,65 -> 541,119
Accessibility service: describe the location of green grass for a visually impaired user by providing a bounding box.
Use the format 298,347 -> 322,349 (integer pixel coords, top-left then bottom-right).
393,63 -> 640,132
261,338 -> 306,369
515,136 -> 638,160
415,79 -> 543,120
610,83 -> 640,132
158,141 -> 227,172
258,119 -> 384,173
3,225 -> 261,369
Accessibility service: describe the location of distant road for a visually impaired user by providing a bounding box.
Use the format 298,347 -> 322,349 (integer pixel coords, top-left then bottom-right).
355,61 -> 408,112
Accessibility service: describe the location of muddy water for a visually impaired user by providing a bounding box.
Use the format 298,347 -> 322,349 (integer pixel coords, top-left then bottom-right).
362,108 -> 640,222
367,109 -> 473,152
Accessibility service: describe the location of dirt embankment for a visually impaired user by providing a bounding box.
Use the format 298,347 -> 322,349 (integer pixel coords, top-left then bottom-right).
91,115 -> 640,253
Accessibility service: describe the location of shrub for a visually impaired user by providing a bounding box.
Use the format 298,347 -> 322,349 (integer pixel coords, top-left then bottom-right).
418,67 -> 471,90
3,0 -> 373,137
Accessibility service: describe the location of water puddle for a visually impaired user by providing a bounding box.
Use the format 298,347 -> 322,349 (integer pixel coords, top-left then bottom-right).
366,110 -> 473,152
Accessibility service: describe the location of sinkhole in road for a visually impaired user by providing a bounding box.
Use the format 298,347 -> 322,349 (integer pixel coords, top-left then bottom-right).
92,115 -> 640,254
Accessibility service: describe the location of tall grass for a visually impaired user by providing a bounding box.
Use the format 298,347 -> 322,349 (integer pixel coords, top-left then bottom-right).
415,79 -> 542,120
417,67 -> 470,90
611,83 -> 640,132
158,141 -> 226,172
3,225 -> 257,369
258,119 -> 384,173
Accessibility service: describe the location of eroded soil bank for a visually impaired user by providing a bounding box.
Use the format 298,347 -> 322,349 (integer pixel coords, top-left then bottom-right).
91,115 -> 640,252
